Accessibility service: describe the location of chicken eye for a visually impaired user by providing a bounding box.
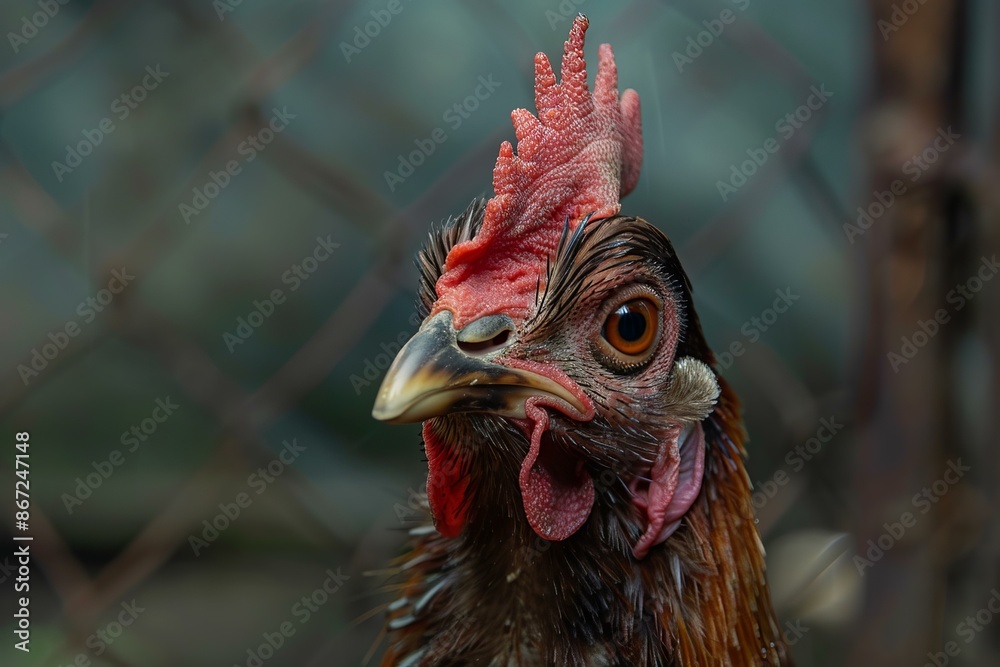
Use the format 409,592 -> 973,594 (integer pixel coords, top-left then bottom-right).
600,297 -> 660,365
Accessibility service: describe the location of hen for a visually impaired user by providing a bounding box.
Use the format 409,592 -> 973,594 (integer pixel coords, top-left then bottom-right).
372,15 -> 791,666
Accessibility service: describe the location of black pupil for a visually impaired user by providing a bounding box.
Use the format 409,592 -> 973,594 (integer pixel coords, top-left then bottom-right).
615,305 -> 647,342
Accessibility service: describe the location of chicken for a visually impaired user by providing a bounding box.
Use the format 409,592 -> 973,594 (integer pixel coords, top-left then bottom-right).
371,15 -> 791,666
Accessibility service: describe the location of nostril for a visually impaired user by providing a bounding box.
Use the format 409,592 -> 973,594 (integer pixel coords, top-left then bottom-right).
457,329 -> 511,355
455,314 -> 516,355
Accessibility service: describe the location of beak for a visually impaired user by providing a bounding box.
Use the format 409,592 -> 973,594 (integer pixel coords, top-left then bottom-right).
372,311 -> 586,424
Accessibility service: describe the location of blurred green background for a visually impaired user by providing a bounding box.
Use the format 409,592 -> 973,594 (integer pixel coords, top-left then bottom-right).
1,0 -> 997,665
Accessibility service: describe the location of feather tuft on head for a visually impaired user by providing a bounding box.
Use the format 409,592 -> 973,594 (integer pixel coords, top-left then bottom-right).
431,14 -> 643,329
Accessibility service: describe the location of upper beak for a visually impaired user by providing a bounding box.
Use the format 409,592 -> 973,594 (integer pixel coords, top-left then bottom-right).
372,311 -> 586,424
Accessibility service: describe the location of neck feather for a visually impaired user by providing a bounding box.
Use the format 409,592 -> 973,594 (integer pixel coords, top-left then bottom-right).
380,383 -> 791,666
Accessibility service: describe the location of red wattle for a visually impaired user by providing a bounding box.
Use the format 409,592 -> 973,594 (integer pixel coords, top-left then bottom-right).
422,421 -> 470,538
518,404 -> 596,541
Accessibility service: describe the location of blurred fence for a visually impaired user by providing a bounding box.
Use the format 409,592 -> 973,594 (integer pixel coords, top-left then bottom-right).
0,1 -> 997,665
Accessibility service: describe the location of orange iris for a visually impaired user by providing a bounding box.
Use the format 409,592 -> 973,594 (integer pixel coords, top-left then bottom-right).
603,298 -> 658,356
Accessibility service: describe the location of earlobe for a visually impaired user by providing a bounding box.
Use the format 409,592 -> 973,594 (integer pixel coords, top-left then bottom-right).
630,421 -> 706,559
628,355 -> 717,558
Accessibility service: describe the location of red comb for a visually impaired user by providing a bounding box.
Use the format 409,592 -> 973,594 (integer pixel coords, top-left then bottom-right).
431,14 -> 643,329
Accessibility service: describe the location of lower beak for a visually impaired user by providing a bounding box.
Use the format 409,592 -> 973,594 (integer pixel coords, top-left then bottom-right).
371,311 -> 585,424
